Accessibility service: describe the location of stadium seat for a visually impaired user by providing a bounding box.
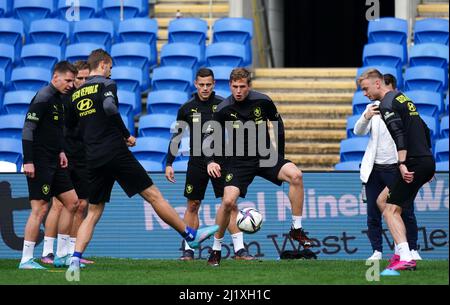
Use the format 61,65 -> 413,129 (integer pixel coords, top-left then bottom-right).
56,0 -> 98,21
28,18 -> 69,46
10,67 -> 50,91
409,43 -> 449,70
172,159 -> 188,171
0,114 -> 24,138
209,65 -> 233,95
0,67 -> 4,88
421,114 -> 438,140
334,161 -> 361,171
13,0 -> 53,32
434,138 -> 449,162
362,42 -> 404,70
120,113 -> 131,136
0,18 -> 24,62
2,90 -> 35,114
206,42 -> 246,67
146,90 -> 189,114
0,138 -> 22,171
339,137 -> 369,162
446,94 -> 449,113
160,42 -> 203,70
138,114 -> 177,139
356,65 -> 403,91
117,89 -> 136,132
72,18 -> 114,51
404,66 -> 446,93
352,91 -> 371,115
130,136 -> 169,163
101,0 -> 142,30
168,18 -> 208,45
404,90 -> 442,117
215,89 -> 231,99
111,66 -> 142,115
414,18 -> 449,46
0,160 -> 17,172
0,43 -> 14,79
212,17 -> 253,65
20,43 -> 61,69
0,0 -> 8,17
151,66 -> 193,93
346,114 -> 369,138
440,115 -> 449,138
138,159 -> 163,172
435,161 -> 449,171
65,43 -> 105,62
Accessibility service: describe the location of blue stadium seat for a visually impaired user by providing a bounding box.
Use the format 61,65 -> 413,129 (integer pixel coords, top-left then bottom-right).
146,89 -> 188,114
130,136 -> 169,163
421,114 -> 438,140
13,0 -> 53,32
138,159 -> 163,172
117,89 -> 136,133
111,42 -> 151,89
172,159 -> 188,171
356,65 -> 403,90
2,90 -> 35,114
117,18 -> 158,66
436,161 -> 449,171
10,67 -> 50,91
56,0 -> 98,21
65,43 -> 105,62
346,114 -> 369,138
215,89 -> 230,99
28,18 -> 69,46
404,66 -> 446,93
446,94 -> 449,113
160,42 -> 202,70
414,18 -> 449,45
404,90 -> 442,117
209,65 -> 233,95
434,138 -> 449,162
168,18 -> 208,45
409,43 -> 449,70
440,115 -> 449,138
206,42 -> 246,67
352,91 -> 371,115
120,113 -> 131,135
0,0 -> 8,17
0,67 -> 4,88
101,0 -> 142,30
0,18 -> 24,62
340,137 -> 369,162
151,66 -> 193,92
212,17 -> 253,66
0,114 -> 24,138
334,161 -> 361,171
138,114 -> 177,139
72,18 -> 114,51
20,43 -> 61,69
111,66 -> 142,115
362,42 -> 404,70
0,138 -> 22,171
0,43 -> 14,79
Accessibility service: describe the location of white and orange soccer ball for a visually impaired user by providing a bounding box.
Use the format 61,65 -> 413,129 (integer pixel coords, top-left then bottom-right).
236,207 -> 263,234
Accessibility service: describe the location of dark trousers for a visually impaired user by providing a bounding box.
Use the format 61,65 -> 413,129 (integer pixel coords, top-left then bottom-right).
365,165 -> 418,252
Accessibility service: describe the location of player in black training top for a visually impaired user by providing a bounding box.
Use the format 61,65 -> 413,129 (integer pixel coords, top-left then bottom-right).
66,49 -> 218,272
358,68 -> 435,272
204,68 -> 314,266
19,61 -> 79,270
165,68 -> 253,261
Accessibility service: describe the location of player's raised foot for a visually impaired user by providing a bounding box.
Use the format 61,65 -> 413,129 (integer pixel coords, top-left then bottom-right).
233,248 -> 255,260
80,258 -> 95,264
388,260 -> 417,271
19,258 -> 47,270
179,249 -> 194,261
54,254 -> 70,268
40,253 -> 55,264
187,225 -> 219,249
411,250 -> 422,261
207,250 -> 221,267
289,227 -> 313,247
386,254 -> 400,269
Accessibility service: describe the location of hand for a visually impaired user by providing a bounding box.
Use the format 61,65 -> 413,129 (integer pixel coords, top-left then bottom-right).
165,166 -> 176,183
23,163 -> 35,178
59,152 -> 68,168
399,164 -> 414,183
207,162 -> 221,178
126,135 -> 136,147
364,104 -> 380,120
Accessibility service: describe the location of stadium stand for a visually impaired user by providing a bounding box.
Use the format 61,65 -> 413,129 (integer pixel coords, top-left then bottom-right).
65,43 -> 106,62
414,18 -> 449,45
151,66 -> 193,92
404,90 -> 442,117
404,66 -> 446,93
0,17 -> 23,62
28,18 -> 70,47
0,138 -> 22,172
339,137 -> 369,162
160,42 -> 203,70
362,42 -> 404,70
20,43 -> 61,69
10,67 -> 50,91
137,113 -> 177,139
440,115 -> 449,138
434,138 -> 449,162
56,0 -> 98,21
2,90 -> 36,114
72,18 -> 114,51
130,136 -> 169,164
12,0 -> 53,32
146,89 -> 188,114
0,114 -> 23,138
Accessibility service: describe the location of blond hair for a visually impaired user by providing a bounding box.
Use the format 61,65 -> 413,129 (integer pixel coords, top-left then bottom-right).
357,68 -> 383,86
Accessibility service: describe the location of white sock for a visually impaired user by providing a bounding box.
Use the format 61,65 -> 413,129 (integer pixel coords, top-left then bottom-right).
394,243 -> 399,256
42,236 -> 55,257
21,240 -> 36,264
56,234 -> 70,257
231,232 -> 244,253
292,215 -> 302,229
397,242 -> 413,262
212,237 -> 223,251
69,238 -> 76,255
184,241 -> 194,251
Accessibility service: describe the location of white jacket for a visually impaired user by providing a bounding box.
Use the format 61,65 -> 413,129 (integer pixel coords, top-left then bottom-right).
354,102 -> 398,183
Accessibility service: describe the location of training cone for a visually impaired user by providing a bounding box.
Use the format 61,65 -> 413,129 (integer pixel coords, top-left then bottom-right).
380,269 -> 400,276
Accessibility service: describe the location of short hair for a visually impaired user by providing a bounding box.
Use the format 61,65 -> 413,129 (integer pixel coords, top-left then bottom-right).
357,68 -> 383,86
383,73 -> 397,90
230,67 -> 252,84
87,49 -> 112,71
53,60 -> 77,75
196,67 -> 214,80
73,60 -> 90,73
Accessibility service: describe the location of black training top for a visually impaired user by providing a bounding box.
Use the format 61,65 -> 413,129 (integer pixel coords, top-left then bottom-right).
68,75 -> 131,168
166,92 -> 224,166
62,89 -> 85,159
22,84 -> 65,164
380,91 -> 432,158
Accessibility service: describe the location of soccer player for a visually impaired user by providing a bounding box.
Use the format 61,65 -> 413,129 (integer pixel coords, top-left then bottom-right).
204,68 -> 314,266
165,68 -> 254,261
41,61 -> 94,266
358,69 -> 435,271
19,61 -> 79,269
67,49 -> 218,272
355,74 -> 421,262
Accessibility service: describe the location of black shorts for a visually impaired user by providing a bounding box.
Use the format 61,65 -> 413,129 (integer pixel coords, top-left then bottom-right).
88,150 -> 153,204
224,156 -> 291,198
27,158 -> 74,202
387,156 -> 435,208
184,158 -> 226,200
67,156 -> 89,200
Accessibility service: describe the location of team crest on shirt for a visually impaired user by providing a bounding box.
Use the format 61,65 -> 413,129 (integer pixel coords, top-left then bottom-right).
254,107 -> 262,118
42,184 -> 50,195
407,102 -> 416,112
225,173 -> 233,182
212,105 -> 218,112
186,184 -> 194,194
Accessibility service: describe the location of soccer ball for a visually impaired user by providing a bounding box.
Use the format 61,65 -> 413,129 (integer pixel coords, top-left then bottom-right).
236,208 -> 263,234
